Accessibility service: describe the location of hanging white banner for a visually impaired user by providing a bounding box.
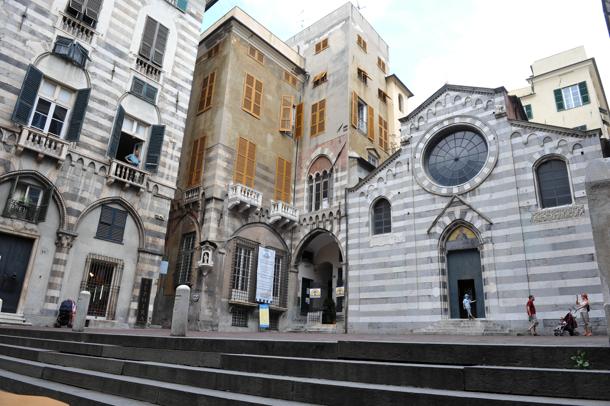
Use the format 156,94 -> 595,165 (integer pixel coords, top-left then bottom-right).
255,247 -> 275,303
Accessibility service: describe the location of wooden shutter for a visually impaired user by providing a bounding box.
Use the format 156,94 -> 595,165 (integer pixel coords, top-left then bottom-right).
65,88 -> 90,142
378,115 -> 388,152
131,77 -> 157,104
295,103 -> 303,139
579,81 -> 590,104
310,102 -> 319,136
234,137 -> 256,187
318,99 -> 326,134
315,42 -> 321,54
198,71 -> 215,112
279,95 -> 293,132
96,206 -> 127,243
245,140 -> 256,187
96,205 -> 113,240
253,78 -> 263,117
248,45 -> 264,64
145,125 -> 165,172
274,157 -> 292,202
243,73 -> 263,117
554,89 -> 564,111
84,0 -> 103,20
367,105 -> 374,141
107,106 -> 124,159
351,91 -> 358,128
69,0 -> 84,12
139,17 -> 156,60
283,160 -> 292,202
188,136 -> 206,186
152,23 -> 169,66
12,65 -> 43,125
198,75 -> 210,112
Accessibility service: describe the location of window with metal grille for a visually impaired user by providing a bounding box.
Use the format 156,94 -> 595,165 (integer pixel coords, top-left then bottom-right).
231,240 -> 255,302
95,205 -> 127,243
536,159 -> 573,208
80,254 -> 123,319
372,198 -> 391,234
272,254 -> 283,306
269,313 -> 279,330
231,307 -> 248,327
175,232 -> 196,286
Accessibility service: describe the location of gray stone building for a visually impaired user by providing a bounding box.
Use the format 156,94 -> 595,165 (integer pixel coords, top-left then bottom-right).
347,84 -> 607,334
0,0 -> 211,327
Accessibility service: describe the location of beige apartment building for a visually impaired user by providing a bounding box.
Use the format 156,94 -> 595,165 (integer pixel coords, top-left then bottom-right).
511,47 -> 610,137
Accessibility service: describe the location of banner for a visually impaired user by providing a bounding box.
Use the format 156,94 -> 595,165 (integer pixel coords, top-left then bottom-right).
259,304 -> 270,329
255,247 -> 275,303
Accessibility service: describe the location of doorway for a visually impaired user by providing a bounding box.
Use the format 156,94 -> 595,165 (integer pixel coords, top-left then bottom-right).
448,249 -> 485,319
0,233 -> 33,313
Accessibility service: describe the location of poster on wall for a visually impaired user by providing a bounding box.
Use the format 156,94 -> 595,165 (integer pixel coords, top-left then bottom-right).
335,286 -> 345,297
309,288 -> 321,299
259,303 -> 270,329
255,247 -> 276,303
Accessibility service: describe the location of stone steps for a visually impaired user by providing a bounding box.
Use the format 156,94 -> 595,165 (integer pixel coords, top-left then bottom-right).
0,312 -> 31,326
412,319 -> 514,336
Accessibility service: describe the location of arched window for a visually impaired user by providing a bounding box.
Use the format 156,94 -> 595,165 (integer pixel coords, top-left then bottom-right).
372,198 -> 391,234
308,170 -> 331,211
536,158 -> 572,208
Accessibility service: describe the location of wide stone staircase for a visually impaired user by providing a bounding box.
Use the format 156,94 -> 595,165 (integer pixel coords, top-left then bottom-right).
0,326 -> 609,405
411,318 -> 514,336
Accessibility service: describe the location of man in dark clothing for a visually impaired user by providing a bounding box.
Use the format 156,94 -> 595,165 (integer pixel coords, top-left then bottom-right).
527,295 -> 539,336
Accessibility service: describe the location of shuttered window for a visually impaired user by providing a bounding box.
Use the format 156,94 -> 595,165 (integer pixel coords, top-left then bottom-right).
378,115 -> 388,152
357,34 -> 367,52
130,77 -> 158,105
554,82 -> 590,111
197,71 -> 216,113
310,99 -> 326,137
377,57 -> 386,73
367,105 -> 375,141
279,95 -> 294,132
206,43 -> 220,59
357,67 -> 370,85
66,0 -> 103,27
294,103 -> 304,139
274,157 -> 292,202
312,71 -> 327,88
234,137 -> 256,187
283,71 -> 298,88
351,91 -> 358,128
95,205 -> 128,243
378,88 -> 389,103
242,73 -> 263,118
247,45 -> 264,64
52,36 -> 89,68
315,38 -> 329,54
144,125 -> 165,172
187,136 -> 206,187
139,16 -> 169,67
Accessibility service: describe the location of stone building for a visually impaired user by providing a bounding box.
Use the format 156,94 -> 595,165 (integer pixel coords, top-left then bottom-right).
152,3 -> 412,332
0,0 -> 211,327
347,84 -> 607,334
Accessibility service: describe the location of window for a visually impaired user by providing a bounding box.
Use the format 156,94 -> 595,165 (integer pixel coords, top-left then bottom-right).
130,77 -> 158,105
372,199 -> 391,235
377,57 -> 386,73
310,99 -> 326,136
175,232 -> 196,286
231,307 -> 248,327
554,82 -> 590,111
274,157 -> 292,202
378,115 -> 388,152
398,94 -> 404,113
368,152 -> 378,167
312,71 -> 327,88
524,104 -> 533,120
352,93 -> 373,139
53,37 -> 89,68
187,136 -> 206,187
95,205 -> 128,243
81,254 -> 123,320
242,73 -> 263,118
197,71 -> 216,113
307,170 -> 331,211
357,34 -> 367,52
536,159 -> 572,208
118,115 -> 148,164
378,88 -> 389,104
231,241 -> 255,302
283,71 -> 298,88
247,45 -> 264,64
294,103 -> 304,139
357,67 -> 370,85
65,0 -> 103,28
2,178 -> 51,224
234,137 -> 256,187
315,38 -> 329,54
139,17 -> 169,67
206,43 -> 220,59
30,79 -> 74,138
279,95 -> 294,132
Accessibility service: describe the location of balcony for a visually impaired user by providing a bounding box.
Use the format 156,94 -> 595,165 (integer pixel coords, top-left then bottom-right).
2,199 -> 43,223
183,186 -> 201,204
106,159 -> 147,191
227,183 -> 262,212
269,200 -> 298,227
59,12 -> 96,44
135,57 -> 162,82
16,127 -> 70,165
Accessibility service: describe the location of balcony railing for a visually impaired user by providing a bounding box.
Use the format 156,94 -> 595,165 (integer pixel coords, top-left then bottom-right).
227,183 -> 262,212
107,159 -> 147,190
16,127 -> 70,164
269,200 -> 299,227
59,12 -> 96,43
183,186 -> 201,204
2,199 -> 44,223
135,57 -> 162,82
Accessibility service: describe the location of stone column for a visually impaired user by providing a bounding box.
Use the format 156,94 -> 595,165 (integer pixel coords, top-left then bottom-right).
171,284 -> 190,336
42,230 -> 77,316
72,291 -> 91,332
584,158 -> 610,341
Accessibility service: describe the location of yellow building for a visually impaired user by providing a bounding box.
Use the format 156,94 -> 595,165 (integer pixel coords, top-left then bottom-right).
511,47 -> 610,137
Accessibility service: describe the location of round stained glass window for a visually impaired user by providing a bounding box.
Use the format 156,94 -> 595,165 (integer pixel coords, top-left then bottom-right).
425,129 -> 488,187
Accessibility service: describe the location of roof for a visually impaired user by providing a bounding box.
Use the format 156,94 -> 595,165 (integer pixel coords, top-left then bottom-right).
386,74 -> 413,98
508,119 -> 601,138
603,0 -> 610,36
347,148 -> 403,192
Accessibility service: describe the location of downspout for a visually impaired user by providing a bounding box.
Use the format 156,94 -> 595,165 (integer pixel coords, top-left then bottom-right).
344,182 -> 349,334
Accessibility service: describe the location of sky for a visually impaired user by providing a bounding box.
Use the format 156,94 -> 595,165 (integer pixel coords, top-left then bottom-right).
202,0 -> 610,109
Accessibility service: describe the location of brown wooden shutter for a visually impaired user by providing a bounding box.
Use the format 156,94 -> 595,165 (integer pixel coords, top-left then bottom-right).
198,75 -> 210,112
245,140 -> 256,187
253,78 -> 263,117
318,99 -> 326,134
295,103 -> 303,139
279,95 -> 293,132
315,42 -> 321,54
351,91 -> 358,128
274,158 -> 283,201
283,160 -> 292,202
204,72 -> 216,111
188,136 -> 207,186
367,105 -> 374,141
310,102 -> 319,136
234,137 -> 248,184
242,73 -> 254,113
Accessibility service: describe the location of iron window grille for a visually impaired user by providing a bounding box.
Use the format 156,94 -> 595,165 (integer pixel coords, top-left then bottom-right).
271,251 -> 288,308
80,254 -> 123,319
269,312 -> 279,330
231,307 -> 249,327
175,232 -> 196,286
230,238 -> 257,303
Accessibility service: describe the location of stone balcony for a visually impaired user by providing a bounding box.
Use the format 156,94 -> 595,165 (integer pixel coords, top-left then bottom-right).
106,159 -> 147,191
16,127 -> 70,165
183,186 -> 201,205
59,12 -> 96,43
135,57 -> 162,82
269,200 -> 299,227
227,183 -> 262,212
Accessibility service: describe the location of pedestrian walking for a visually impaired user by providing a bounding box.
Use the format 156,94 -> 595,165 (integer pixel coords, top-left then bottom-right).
576,293 -> 592,336
462,293 -> 476,319
526,295 -> 539,336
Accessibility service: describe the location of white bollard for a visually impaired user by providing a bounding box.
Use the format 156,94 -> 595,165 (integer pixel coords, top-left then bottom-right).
72,291 -> 91,332
0,298 -> 3,313
171,285 -> 190,337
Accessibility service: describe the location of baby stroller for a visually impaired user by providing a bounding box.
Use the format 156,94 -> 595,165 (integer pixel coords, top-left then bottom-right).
553,308 -> 579,336
54,299 -> 76,328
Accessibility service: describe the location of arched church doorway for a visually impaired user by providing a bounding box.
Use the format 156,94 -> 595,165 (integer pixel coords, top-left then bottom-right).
444,224 -> 486,319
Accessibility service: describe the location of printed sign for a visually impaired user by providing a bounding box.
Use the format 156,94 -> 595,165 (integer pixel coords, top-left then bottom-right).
259,304 -> 270,329
256,247 -> 276,303
335,286 -> 345,297
159,260 -> 169,275
309,288 -> 321,299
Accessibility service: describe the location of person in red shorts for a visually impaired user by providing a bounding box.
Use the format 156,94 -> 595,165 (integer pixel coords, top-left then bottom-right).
527,295 -> 539,336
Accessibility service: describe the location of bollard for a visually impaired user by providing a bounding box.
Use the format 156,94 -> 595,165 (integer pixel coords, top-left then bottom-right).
0,298 -> 3,313
72,291 -> 91,332
171,284 -> 190,337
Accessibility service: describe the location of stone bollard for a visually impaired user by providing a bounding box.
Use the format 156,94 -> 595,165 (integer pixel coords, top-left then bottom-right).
0,298 -> 3,313
171,284 -> 190,337
72,291 -> 91,332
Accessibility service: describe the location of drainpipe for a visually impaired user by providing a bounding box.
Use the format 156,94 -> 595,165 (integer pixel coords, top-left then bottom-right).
344,187 -> 349,334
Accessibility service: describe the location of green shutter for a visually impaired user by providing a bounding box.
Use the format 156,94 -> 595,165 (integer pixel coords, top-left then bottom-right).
66,88 -> 90,142
130,77 -> 157,105
139,17 -> 157,60
145,125 -> 165,172
579,81 -> 590,105
84,0 -> 103,21
176,0 -> 188,11
12,65 -> 43,125
107,106 -> 124,159
152,23 -> 169,67
554,88 -> 564,111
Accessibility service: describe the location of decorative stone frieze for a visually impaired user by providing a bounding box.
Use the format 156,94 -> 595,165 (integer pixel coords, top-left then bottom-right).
531,204 -> 585,223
